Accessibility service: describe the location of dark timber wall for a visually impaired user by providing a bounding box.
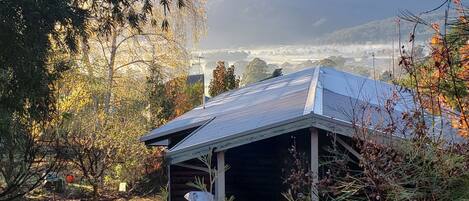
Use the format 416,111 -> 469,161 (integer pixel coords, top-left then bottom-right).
170,159 -> 210,201
224,128 -> 317,201
169,128 -> 335,201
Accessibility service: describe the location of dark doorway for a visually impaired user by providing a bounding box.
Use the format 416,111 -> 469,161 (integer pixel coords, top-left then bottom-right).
224,129 -> 311,201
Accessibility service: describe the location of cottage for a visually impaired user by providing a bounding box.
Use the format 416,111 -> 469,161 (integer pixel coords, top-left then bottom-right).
140,67 -> 455,201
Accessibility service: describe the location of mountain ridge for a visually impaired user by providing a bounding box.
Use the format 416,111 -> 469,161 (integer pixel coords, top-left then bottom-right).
312,12 -> 445,45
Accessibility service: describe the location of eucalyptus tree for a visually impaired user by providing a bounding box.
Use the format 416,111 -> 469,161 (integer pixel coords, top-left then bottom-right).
0,0 -> 202,199
57,1 -> 207,197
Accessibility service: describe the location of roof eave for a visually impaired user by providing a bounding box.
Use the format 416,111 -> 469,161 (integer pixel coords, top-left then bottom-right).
166,113 -> 315,164
166,112 -> 400,165
140,118 -> 211,143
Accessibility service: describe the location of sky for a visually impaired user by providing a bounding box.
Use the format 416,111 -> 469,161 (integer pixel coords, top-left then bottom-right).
198,0 -> 445,49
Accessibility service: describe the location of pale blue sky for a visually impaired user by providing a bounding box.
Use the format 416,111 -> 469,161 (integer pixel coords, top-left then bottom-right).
199,0 -> 445,49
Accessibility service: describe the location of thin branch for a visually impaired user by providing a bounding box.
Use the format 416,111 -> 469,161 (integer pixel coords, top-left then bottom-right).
114,59 -> 153,71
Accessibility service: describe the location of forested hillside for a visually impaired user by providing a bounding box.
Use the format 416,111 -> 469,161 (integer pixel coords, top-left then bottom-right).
314,12 -> 444,44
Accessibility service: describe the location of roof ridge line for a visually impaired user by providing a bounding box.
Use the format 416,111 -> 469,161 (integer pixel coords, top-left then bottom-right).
303,67 -> 321,115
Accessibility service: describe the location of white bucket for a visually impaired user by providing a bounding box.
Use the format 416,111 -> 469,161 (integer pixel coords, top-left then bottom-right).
184,191 -> 214,201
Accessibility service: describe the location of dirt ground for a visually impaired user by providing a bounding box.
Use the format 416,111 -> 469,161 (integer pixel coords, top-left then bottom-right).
26,184 -> 164,201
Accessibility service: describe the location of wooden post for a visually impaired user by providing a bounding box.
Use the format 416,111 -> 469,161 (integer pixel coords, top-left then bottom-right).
216,151 -> 225,201
310,128 -> 319,201
167,164 -> 171,201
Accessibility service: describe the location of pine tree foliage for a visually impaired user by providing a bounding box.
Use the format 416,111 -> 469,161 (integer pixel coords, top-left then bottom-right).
0,1 -> 87,199
208,61 -> 240,97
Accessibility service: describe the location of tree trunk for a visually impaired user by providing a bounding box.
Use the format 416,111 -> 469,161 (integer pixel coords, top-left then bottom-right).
81,37 -> 101,130
104,30 -> 118,116
5,147 -> 15,186
81,37 -> 94,78
92,182 -> 100,201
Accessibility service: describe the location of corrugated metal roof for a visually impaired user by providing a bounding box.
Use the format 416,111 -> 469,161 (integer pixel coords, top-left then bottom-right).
317,68 -> 415,113
169,68 -> 316,152
140,68 -> 316,143
171,85 -> 312,153
315,68 -> 414,138
141,67 -> 461,163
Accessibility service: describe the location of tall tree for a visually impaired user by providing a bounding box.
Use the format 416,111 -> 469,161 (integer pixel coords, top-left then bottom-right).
58,1 -> 207,198
147,64 -> 174,128
0,0 -> 205,199
0,1 -> 87,200
226,64 -> 240,90
241,58 -> 271,86
209,61 -> 240,97
147,70 -> 204,131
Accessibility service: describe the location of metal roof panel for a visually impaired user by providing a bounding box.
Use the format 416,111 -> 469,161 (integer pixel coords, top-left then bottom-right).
169,68 -> 316,152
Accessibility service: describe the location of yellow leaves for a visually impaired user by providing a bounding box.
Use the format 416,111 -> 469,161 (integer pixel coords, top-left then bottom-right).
58,84 -> 92,113
209,61 -> 227,97
30,121 -> 44,139
459,41 -> 469,60
459,42 -> 469,91
451,114 -> 469,137
431,34 -> 441,45
421,30 -> 469,138
165,75 -> 194,118
454,43 -> 469,138
429,34 -> 449,76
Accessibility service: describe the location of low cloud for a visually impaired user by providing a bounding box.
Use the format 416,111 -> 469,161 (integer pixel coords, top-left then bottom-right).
312,18 -> 327,27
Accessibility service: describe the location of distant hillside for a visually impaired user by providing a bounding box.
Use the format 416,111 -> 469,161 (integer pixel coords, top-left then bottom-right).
314,12 -> 444,44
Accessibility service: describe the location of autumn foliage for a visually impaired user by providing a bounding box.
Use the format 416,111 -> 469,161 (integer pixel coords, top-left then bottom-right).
398,0 -> 469,137
208,61 -> 240,97
318,1 -> 469,200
